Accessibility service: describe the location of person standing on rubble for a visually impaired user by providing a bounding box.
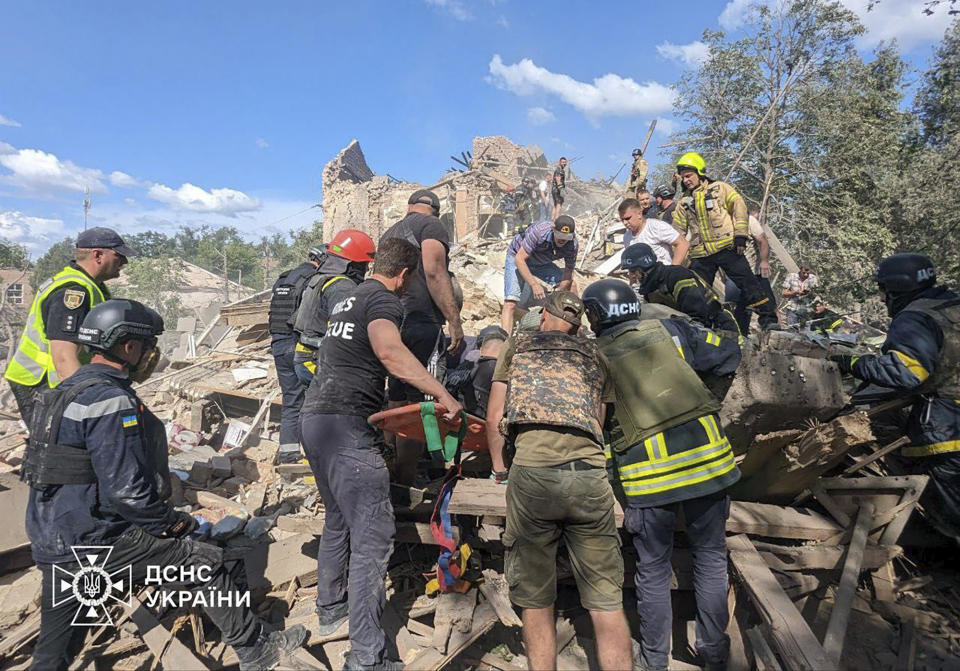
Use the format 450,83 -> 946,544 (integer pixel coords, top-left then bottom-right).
582,278 -> 742,671
300,238 -> 461,671
830,254 -> 960,534
653,184 -> 677,225
781,263 -> 819,326
672,152 -> 779,331
485,291 -> 633,671
268,247 -> 323,463
4,227 -> 136,425
624,148 -> 648,199
621,243 -> 740,336
723,206 -> 777,334
23,299 -> 307,671
500,215 -> 579,333
379,190 -> 464,486
292,229 -> 376,386
619,196 -> 689,265
551,157 -> 567,219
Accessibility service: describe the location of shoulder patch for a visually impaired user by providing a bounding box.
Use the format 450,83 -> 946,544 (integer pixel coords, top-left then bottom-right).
63,288 -> 86,310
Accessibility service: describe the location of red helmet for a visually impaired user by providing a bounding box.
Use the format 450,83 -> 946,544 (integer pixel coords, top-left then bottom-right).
327,229 -> 375,263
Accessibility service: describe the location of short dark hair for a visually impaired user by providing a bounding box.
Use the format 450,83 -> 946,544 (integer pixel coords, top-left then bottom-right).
748,205 -> 760,215
373,238 -> 419,277
559,156 -> 567,161
618,198 -> 641,216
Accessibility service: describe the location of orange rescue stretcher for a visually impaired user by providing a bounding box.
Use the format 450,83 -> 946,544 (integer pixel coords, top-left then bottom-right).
368,402 -> 489,453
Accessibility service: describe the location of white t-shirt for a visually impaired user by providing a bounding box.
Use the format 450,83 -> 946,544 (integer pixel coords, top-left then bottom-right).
623,218 -> 680,265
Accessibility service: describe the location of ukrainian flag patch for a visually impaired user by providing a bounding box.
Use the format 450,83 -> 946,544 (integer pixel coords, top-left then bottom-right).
122,415 -> 138,429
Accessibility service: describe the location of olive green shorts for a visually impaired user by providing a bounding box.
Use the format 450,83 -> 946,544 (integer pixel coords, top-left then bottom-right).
503,464 -> 624,611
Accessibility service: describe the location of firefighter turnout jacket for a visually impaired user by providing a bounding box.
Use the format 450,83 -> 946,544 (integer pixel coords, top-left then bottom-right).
642,264 -> 741,336
848,287 -> 960,457
673,180 -> 748,259
598,318 -> 742,507
5,265 -> 109,388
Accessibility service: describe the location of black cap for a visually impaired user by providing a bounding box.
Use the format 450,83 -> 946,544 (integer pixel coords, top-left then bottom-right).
408,189 -> 440,212
76,227 -> 139,258
476,325 -> 508,346
553,215 -> 575,234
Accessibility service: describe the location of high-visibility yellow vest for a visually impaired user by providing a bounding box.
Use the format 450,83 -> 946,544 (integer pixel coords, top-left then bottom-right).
4,265 -> 108,388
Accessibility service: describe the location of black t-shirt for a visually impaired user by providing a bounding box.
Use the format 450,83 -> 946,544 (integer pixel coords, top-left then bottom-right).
302,279 -> 404,418
40,263 -> 108,342
380,212 -> 450,324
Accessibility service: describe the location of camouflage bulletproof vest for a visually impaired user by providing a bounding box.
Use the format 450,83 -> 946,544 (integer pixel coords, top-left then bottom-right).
903,297 -> 960,399
503,331 -> 605,443
597,321 -> 720,453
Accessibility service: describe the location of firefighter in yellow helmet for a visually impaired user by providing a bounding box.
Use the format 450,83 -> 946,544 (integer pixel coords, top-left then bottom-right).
672,153 -> 778,330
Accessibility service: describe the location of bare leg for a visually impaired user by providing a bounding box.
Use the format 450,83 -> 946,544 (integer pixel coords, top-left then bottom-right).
589,609 -> 633,671
522,606 -> 557,671
501,300 -> 517,332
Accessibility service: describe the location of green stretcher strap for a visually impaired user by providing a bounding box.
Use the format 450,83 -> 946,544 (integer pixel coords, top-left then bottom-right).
420,402 -> 467,462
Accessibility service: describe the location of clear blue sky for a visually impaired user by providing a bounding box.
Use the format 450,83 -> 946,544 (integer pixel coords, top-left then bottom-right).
0,0 -> 952,256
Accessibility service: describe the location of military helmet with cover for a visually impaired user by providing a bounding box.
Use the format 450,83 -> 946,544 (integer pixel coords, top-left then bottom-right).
876,253 -> 936,294
620,243 -> 660,273
78,299 -> 164,352
582,279 -> 641,332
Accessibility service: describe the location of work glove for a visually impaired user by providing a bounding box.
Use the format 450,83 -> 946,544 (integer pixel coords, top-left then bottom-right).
165,511 -> 199,538
734,235 -> 750,254
829,354 -> 859,376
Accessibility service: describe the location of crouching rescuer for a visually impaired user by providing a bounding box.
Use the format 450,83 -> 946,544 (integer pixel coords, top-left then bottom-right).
22,299 -> 306,671
582,279 -> 743,671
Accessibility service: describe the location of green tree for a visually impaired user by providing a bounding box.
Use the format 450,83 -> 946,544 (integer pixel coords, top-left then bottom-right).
0,238 -> 29,269
119,256 -> 186,326
31,238 -> 76,289
125,231 -> 177,258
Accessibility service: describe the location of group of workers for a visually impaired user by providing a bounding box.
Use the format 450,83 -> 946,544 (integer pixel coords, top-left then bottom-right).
4,147 -> 959,671
503,157 -> 568,234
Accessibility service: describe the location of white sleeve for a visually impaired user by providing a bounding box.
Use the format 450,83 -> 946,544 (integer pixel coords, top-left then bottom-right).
652,220 -> 679,244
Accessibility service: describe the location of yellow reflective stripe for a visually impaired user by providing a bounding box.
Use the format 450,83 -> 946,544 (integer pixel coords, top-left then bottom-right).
321,275 -> 348,292
621,449 -> 738,495
672,278 -> 697,304
704,331 -> 721,347
699,415 -> 719,443
695,188 -> 710,254
724,191 -> 739,206
304,360 -> 317,374
902,439 -> 960,457
672,335 -> 686,359
619,436 -> 732,479
892,350 -> 929,383
295,342 -> 313,353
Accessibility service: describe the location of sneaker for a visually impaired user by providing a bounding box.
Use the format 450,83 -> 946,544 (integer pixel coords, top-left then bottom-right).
316,602 -> 349,636
343,649 -> 404,671
235,624 -> 308,670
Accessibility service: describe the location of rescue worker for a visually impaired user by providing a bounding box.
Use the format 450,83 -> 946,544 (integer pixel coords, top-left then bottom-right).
485,291 -> 633,671
268,248 -> 323,463
292,230 -> 376,386
299,238 -> 461,671
830,254 -> 960,534
501,215 -> 579,333
24,299 -> 306,670
444,325 -> 508,418
4,227 -> 136,423
582,278 -> 742,671
380,190 -> 465,486
624,148 -> 648,199
810,297 -> 844,334
551,157 -> 567,220
622,243 -> 740,336
653,184 -> 676,225
672,152 -> 778,330
723,206 -> 776,334
513,178 -> 536,234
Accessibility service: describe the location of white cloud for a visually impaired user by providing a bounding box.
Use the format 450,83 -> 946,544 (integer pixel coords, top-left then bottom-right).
656,40 -> 710,67
0,144 -> 106,194
109,170 -> 147,188
147,182 -> 261,215
718,0 -> 951,49
0,114 -> 21,128
255,137 -> 270,149
0,210 -> 65,254
527,107 -> 556,125
656,117 -> 676,135
487,54 -> 674,122
123,198 -> 137,205
424,0 -> 471,21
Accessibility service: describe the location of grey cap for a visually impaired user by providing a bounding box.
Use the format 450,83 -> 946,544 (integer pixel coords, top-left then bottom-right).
76,227 -> 139,258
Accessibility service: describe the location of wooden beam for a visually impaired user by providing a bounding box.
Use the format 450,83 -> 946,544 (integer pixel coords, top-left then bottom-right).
126,596 -> 208,670
728,534 -> 834,671
843,437 -> 910,475
404,602 -> 497,671
823,504 -> 873,665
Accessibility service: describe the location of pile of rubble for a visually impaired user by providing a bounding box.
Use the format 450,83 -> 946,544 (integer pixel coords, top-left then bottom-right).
2,137 -> 960,671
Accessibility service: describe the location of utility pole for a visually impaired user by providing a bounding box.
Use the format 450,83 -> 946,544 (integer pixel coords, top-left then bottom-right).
219,249 -> 229,303
82,187 -> 91,230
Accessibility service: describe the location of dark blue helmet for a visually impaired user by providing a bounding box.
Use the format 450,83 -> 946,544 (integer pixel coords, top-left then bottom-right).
582,279 -> 641,331
620,243 -> 660,273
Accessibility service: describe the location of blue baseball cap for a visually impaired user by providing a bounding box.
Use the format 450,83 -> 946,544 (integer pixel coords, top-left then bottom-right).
76,227 -> 139,258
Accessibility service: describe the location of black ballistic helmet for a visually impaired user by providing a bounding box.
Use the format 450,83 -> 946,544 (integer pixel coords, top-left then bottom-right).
653,184 -> 675,199
620,243 -> 660,273
78,299 -> 164,352
876,253 -> 936,294
582,279 -> 641,331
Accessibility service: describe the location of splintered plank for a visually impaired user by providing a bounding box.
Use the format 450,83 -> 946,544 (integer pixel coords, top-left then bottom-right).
479,570 -> 522,628
728,535 -> 834,671
126,596 -> 208,670
404,601 -> 497,671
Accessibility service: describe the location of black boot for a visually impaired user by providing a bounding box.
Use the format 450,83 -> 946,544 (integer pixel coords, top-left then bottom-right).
316,601 -> 349,636
343,650 -> 404,671
235,624 -> 308,670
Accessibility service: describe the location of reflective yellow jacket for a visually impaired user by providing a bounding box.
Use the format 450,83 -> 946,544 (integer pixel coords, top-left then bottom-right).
673,179 -> 748,258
